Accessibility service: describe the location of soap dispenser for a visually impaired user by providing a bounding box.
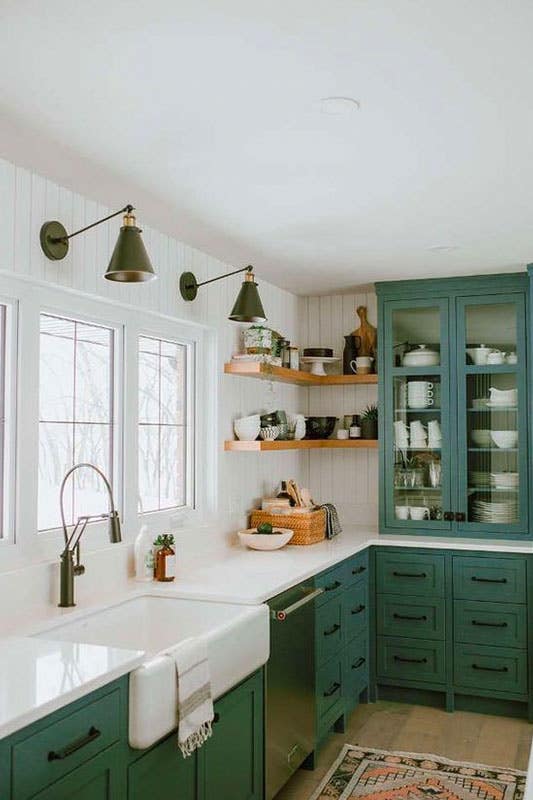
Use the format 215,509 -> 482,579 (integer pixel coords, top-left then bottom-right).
134,524 -> 154,581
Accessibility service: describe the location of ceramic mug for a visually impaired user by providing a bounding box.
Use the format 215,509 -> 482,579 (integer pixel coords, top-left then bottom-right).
395,505 -> 410,520
410,506 -> 430,520
487,350 -> 505,365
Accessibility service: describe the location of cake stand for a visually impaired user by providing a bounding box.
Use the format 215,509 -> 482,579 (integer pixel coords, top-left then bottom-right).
300,356 -> 340,377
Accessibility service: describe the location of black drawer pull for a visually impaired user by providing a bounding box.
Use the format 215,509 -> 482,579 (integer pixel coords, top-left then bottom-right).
472,663 -> 508,673
471,576 -> 507,584
213,712 -> 220,724
323,623 -> 341,637
394,655 -> 428,664
472,619 -> 508,628
325,580 -> 342,592
48,726 -> 101,761
352,566 -> 367,575
352,657 -> 366,670
351,604 -> 366,615
323,681 -> 341,697
393,613 -> 427,622
393,571 -> 427,579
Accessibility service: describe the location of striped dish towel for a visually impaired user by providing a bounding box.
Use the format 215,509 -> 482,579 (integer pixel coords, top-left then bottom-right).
168,638 -> 214,757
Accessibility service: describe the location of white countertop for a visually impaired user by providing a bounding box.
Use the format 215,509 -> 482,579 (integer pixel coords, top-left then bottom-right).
0,636 -> 143,739
3,525 -> 533,744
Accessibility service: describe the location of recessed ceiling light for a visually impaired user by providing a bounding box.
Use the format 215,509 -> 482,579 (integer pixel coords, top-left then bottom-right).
428,244 -> 459,252
319,97 -> 360,115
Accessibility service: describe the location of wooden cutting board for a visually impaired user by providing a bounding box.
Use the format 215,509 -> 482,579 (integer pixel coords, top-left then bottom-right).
351,305 -> 377,358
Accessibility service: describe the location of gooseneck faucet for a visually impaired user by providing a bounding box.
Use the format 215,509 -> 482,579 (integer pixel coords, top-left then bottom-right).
58,463 -> 122,608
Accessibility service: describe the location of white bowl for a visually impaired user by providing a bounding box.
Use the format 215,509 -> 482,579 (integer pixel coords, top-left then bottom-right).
234,416 -> 261,441
491,430 -> 518,449
402,346 -> 440,367
238,528 -> 294,550
259,425 -> 279,441
470,429 -> 492,447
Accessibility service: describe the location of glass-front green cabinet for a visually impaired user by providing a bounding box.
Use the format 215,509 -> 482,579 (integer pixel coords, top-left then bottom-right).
377,273 -> 530,538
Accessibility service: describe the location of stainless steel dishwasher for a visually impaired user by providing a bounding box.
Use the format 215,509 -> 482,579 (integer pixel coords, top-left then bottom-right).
266,581 -> 323,800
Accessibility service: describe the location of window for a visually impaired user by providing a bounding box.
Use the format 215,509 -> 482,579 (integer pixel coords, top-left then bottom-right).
0,304 -> 11,540
138,335 -> 187,513
38,314 -> 115,531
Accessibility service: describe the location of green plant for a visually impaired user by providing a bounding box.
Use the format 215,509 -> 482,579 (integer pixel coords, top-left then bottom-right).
153,533 -> 175,549
256,522 -> 274,535
361,403 -> 378,421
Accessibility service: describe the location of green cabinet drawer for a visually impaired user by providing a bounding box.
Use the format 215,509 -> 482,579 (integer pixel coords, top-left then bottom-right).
377,594 -> 445,640
315,563 -> 346,605
454,600 -> 527,649
316,597 -> 343,665
376,551 -> 445,597
128,735 -> 198,800
454,643 -> 527,696
453,556 -> 526,603
343,583 -> 369,642
33,744 -> 122,800
316,656 -> 343,721
344,550 -> 369,586
12,687 -> 121,800
377,636 -> 446,684
343,632 -> 368,708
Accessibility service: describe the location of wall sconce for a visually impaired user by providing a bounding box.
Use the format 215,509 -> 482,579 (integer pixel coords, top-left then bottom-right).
179,265 -> 266,322
40,205 -> 156,283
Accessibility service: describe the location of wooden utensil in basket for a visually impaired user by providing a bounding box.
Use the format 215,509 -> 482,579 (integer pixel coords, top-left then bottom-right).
250,509 -> 326,545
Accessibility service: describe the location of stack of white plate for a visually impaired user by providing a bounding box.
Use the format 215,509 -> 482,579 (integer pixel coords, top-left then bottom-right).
490,472 -> 519,490
472,492 -> 518,523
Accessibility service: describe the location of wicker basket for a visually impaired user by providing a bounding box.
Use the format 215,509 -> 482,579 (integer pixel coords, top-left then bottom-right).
249,508 -> 326,546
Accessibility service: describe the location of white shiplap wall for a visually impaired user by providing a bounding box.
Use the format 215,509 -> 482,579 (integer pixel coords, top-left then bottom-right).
299,292 -> 379,526
0,157 -> 309,536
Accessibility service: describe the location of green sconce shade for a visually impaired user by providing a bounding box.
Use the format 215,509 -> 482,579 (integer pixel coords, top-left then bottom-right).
104,213 -> 156,283
39,204 -> 156,284
179,264 -> 267,323
228,272 -> 266,322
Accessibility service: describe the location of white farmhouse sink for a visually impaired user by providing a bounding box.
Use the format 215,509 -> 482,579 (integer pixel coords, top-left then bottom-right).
35,595 -> 269,749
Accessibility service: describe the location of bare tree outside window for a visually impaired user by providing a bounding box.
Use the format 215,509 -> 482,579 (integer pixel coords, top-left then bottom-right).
138,335 -> 186,513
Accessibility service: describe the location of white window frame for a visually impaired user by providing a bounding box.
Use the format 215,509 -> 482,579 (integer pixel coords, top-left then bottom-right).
0,295 -> 18,546
0,271 -> 216,572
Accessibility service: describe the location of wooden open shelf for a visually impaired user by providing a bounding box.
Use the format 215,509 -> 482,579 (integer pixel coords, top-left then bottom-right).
225,439 -> 378,452
224,361 -> 378,386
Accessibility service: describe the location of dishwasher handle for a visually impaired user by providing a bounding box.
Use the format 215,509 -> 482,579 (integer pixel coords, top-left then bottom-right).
271,587 -> 324,621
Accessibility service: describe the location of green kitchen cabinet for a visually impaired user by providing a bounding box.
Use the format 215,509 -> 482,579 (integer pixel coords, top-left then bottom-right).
128,735 -> 198,800
31,745 -> 123,800
376,273 -> 530,538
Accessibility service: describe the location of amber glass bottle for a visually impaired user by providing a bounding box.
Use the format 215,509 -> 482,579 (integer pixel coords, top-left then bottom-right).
153,534 -> 176,582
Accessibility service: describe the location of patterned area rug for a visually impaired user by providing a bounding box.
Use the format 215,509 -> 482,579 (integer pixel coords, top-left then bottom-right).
309,745 -> 527,800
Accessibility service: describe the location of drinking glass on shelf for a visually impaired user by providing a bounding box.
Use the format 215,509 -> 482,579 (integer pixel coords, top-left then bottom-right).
429,462 -> 442,488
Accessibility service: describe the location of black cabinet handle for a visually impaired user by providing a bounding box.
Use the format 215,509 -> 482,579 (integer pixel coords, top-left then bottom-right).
443,511 -> 454,521
48,726 -> 101,761
393,613 -> 427,622
471,576 -> 507,584
323,623 -> 341,637
352,657 -> 366,670
472,663 -> 508,673
323,681 -> 341,697
352,566 -> 367,575
394,655 -> 428,664
472,619 -> 508,628
393,571 -> 427,579
213,712 -> 220,724
455,512 -> 466,522
351,604 -> 366,615
325,580 -> 342,592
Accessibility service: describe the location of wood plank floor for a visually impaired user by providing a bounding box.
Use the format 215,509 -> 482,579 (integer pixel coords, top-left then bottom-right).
274,701 -> 533,800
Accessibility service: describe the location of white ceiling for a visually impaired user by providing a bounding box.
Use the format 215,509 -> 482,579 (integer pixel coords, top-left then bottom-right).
1,0 -> 533,295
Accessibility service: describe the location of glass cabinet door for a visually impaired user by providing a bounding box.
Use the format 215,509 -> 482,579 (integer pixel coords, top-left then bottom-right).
384,298 -> 452,530
456,294 -> 528,535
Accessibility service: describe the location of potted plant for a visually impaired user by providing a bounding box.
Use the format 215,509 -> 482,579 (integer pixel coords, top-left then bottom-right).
360,403 -> 378,440
153,533 -> 176,582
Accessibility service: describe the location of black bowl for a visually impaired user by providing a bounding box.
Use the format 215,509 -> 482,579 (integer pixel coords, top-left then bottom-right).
303,347 -> 333,358
305,416 -> 338,440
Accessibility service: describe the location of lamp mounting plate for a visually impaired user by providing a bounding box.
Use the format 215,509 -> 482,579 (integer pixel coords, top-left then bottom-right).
40,221 -> 69,261
180,271 -> 198,301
